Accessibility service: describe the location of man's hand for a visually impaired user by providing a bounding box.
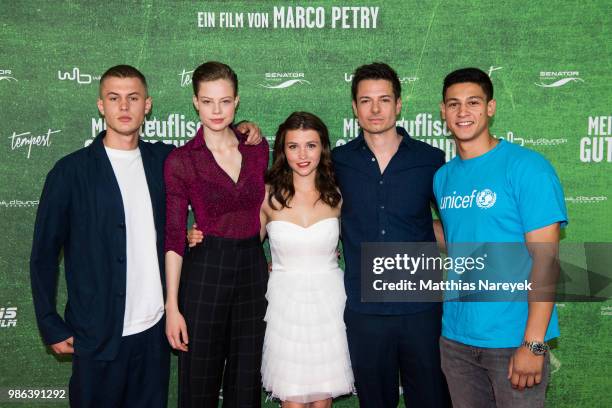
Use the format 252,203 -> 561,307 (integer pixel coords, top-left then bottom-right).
235,121 -> 263,145
50,337 -> 74,354
165,309 -> 189,352
187,223 -> 204,248
507,346 -> 545,390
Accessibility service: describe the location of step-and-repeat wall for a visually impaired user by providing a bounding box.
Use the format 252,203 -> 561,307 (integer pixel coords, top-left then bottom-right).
1,1 -> 610,406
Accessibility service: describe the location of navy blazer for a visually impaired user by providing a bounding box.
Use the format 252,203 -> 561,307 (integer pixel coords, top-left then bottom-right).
30,131 -> 174,360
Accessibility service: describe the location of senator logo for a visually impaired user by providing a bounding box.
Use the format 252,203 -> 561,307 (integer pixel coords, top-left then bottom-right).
0,306 -> 17,328
535,71 -> 583,88
440,189 -> 497,210
0,69 -> 17,82
259,72 -> 310,89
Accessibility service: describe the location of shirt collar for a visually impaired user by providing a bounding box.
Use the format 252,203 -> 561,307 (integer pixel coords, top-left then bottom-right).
190,125 -> 245,150
350,126 -> 413,150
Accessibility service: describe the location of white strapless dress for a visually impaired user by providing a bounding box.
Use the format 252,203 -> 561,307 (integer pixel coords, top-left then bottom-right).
261,218 -> 354,403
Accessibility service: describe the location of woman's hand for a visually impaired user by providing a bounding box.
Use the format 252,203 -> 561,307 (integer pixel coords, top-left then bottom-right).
165,308 -> 189,352
187,223 -> 204,247
236,121 -> 263,145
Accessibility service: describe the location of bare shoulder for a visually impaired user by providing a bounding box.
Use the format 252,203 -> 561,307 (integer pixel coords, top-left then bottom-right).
262,184 -> 287,219
262,185 -> 270,202
334,199 -> 342,216
329,200 -> 342,219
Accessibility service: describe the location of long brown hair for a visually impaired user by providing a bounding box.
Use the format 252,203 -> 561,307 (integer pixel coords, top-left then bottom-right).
266,112 -> 341,210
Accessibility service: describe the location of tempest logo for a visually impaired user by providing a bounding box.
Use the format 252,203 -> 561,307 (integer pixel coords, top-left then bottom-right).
179,69 -> 194,88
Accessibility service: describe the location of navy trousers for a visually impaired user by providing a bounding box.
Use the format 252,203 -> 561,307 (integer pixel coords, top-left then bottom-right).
345,305 -> 451,407
69,318 -> 170,408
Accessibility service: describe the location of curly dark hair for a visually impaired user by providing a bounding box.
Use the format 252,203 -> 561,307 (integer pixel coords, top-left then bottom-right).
266,112 -> 341,210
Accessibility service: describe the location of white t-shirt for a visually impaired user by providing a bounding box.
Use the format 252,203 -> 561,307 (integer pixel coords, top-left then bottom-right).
105,146 -> 164,336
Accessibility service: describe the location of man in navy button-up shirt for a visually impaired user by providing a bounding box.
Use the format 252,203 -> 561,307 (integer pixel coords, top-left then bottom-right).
332,63 -> 450,407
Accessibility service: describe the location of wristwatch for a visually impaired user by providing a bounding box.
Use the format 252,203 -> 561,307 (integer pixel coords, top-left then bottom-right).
522,340 -> 549,355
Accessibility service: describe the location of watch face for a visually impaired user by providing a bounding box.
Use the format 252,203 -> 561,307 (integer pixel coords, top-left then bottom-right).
532,343 -> 547,355
524,341 -> 548,355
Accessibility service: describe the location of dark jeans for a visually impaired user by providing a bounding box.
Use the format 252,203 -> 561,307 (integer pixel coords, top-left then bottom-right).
345,305 -> 450,407
69,318 -> 170,408
440,336 -> 550,408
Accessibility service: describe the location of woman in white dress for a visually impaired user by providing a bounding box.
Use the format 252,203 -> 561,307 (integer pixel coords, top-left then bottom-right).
259,112 -> 354,407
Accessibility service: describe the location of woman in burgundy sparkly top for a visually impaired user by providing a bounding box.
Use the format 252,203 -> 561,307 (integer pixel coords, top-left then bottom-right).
163,61 -> 269,408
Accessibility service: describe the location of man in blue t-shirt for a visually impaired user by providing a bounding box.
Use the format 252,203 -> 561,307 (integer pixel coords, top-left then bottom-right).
433,68 -> 567,407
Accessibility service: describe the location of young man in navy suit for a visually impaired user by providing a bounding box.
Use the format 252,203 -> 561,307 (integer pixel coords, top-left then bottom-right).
30,65 -> 173,407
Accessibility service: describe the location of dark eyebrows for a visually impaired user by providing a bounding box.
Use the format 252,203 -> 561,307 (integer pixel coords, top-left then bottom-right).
358,94 -> 393,100
198,97 -> 234,103
445,96 -> 485,103
286,140 -> 320,145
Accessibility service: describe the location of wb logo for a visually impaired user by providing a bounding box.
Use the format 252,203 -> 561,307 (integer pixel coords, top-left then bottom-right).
0,306 -> 17,328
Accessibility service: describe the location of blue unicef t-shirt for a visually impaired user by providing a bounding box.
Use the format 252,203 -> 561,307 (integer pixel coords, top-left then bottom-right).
433,140 -> 568,348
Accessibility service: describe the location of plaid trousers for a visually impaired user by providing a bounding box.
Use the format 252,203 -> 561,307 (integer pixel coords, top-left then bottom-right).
178,235 -> 268,408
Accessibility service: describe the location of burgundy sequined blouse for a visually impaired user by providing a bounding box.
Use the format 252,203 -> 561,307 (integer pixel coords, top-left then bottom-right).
164,127 -> 269,256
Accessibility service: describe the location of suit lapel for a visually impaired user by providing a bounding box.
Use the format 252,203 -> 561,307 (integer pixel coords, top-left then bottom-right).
139,141 -> 163,233
90,132 -> 125,227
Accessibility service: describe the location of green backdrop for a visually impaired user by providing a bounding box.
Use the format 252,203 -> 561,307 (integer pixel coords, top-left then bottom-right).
1,1 -> 610,406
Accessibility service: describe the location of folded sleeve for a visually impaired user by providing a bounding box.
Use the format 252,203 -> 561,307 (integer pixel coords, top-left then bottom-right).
163,151 -> 190,257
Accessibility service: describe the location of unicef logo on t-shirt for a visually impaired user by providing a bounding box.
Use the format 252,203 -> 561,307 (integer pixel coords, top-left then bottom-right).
439,189 -> 497,210
476,189 -> 497,209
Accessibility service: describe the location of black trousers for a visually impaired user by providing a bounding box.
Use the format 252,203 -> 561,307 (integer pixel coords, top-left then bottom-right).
345,305 -> 451,407
69,318 -> 170,408
178,235 -> 268,408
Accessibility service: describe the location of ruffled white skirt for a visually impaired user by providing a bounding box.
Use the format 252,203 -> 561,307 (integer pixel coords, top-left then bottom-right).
261,269 -> 355,403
